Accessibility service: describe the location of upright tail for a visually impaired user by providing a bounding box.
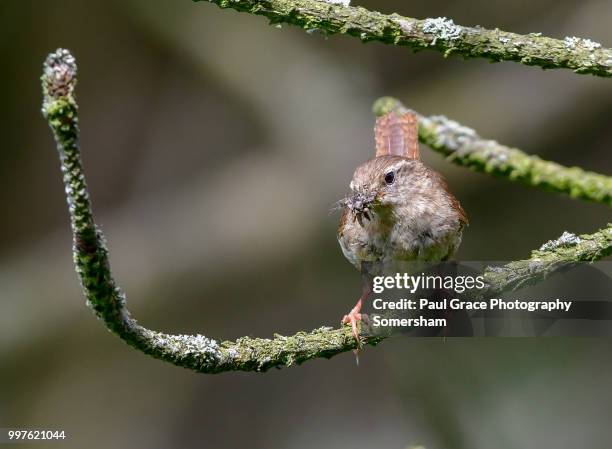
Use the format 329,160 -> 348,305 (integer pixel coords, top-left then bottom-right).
374,111 -> 420,160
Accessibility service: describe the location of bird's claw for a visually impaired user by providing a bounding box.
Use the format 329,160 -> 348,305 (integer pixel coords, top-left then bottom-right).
342,311 -> 369,348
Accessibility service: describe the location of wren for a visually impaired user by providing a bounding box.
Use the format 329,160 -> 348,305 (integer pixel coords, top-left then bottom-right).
336,110 -> 468,344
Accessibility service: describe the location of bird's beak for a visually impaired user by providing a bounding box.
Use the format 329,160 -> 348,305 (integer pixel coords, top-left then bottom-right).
344,191 -> 376,226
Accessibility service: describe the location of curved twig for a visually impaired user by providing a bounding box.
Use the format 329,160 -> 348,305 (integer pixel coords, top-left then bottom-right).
41,49 -> 611,374
192,0 -> 612,78
373,97 -> 612,206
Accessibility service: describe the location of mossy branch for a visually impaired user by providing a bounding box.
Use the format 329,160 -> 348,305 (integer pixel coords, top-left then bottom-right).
481,227 -> 612,296
41,49 -> 611,374
192,0 -> 612,78
373,97 -> 612,206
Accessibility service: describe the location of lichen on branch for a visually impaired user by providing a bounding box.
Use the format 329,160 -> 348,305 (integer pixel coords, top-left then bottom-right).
41,49 -> 611,374
192,0 -> 612,78
481,226 -> 612,295
373,97 -> 612,206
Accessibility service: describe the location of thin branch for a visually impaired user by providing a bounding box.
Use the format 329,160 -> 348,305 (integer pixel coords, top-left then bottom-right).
192,0 -> 612,78
481,227 -> 612,296
372,97 -> 612,207
41,49 -> 611,374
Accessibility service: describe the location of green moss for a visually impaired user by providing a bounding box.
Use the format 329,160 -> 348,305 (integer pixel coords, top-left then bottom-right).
192,0 -> 612,77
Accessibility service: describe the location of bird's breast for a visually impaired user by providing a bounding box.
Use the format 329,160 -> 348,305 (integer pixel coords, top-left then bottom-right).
338,207 -> 462,273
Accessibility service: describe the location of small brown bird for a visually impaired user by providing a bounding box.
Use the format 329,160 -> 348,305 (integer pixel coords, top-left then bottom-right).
336,110 -> 468,343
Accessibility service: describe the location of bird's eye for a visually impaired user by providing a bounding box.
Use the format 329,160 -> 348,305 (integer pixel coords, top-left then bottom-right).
384,171 -> 395,185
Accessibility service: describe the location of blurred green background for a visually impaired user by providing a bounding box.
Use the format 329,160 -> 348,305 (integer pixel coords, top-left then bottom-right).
1,0 -> 611,448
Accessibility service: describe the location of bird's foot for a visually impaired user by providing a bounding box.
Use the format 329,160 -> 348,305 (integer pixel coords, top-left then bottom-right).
341,307 -> 369,348
341,283 -> 372,363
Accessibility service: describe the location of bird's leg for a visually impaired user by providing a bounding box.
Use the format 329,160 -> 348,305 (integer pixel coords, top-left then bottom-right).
342,272 -> 372,347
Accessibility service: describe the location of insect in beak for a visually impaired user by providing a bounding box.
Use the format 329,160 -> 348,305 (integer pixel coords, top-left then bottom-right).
344,191 -> 376,227
330,191 -> 376,227
355,209 -> 371,227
